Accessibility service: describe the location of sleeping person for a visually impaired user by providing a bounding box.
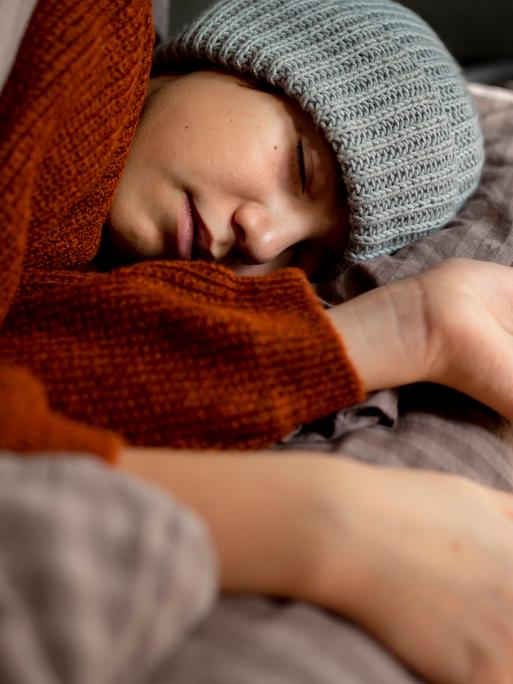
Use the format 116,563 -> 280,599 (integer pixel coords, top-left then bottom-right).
105,0 -> 483,275
3,0 -> 513,682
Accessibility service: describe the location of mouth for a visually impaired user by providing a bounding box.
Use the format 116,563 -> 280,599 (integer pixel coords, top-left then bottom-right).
176,194 -> 196,260
189,196 -> 214,262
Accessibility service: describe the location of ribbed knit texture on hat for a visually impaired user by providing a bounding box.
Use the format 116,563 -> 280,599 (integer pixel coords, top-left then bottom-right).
155,0 -> 484,263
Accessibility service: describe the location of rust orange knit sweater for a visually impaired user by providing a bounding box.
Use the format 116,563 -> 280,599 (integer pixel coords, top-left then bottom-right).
0,0 -> 364,464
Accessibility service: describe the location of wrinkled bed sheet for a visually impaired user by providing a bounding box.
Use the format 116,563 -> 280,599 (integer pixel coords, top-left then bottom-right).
2,84 -> 513,684
0,454 -> 217,684
163,83 -> 513,684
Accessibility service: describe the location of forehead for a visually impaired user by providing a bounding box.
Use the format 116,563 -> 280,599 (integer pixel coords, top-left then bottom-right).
171,69 -> 321,134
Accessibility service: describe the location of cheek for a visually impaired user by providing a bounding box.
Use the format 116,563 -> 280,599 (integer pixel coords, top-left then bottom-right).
144,94 -> 283,193
178,106 -> 280,183
107,184 -> 163,258
185,128 -> 271,190
133,100 -> 201,174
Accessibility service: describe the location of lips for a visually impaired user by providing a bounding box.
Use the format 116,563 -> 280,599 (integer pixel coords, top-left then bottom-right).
176,194 -> 195,260
189,197 -> 214,261
176,194 -> 216,261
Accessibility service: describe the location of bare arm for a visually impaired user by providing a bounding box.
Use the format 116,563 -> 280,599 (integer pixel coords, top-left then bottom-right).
120,445 -> 513,684
327,257 -> 513,421
121,258 -> 513,684
120,448 -> 359,603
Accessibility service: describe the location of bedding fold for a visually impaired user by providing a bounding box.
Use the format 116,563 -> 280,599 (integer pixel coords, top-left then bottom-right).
161,84 -> 513,684
0,454 -> 217,684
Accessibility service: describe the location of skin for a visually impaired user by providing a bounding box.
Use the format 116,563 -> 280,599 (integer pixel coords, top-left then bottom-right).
99,35 -> 513,684
120,258 -> 513,684
107,68 -> 349,277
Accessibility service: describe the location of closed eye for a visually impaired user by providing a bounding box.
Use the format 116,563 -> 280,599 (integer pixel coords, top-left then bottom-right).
296,139 -> 307,193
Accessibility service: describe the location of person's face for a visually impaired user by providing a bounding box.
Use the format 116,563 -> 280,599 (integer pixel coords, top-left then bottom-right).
107,69 -> 349,277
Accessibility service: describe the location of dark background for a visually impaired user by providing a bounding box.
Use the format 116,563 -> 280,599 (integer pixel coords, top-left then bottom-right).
164,0 -> 513,85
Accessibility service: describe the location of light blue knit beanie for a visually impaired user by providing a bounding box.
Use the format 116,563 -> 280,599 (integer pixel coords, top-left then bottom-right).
154,0 -> 484,264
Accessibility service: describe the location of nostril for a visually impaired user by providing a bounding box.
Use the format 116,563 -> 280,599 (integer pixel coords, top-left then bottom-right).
224,245 -> 259,266
232,220 -> 246,246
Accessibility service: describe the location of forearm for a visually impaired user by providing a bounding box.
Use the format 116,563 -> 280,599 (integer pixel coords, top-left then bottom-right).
0,364 -> 122,462
119,447 -> 362,606
5,264 -> 362,450
326,258 -> 513,425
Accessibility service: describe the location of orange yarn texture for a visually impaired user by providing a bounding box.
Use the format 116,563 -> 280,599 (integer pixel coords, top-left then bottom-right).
0,0 -> 364,463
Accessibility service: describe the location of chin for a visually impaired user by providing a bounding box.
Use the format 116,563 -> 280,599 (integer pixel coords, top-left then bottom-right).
105,214 -> 163,260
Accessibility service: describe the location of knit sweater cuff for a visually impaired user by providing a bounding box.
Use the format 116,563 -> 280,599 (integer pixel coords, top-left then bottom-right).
137,262 -> 366,446
0,364 -> 123,464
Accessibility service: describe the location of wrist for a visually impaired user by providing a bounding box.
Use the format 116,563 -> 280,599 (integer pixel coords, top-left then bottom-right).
326,276 -> 433,392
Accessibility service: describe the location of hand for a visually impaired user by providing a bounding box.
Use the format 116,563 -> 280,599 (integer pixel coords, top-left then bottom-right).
310,461 -> 513,684
121,447 -> 513,684
415,258 -> 513,421
327,258 -> 513,420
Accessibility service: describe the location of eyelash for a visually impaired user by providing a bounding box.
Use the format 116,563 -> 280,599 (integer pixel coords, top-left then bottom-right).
296,139 -> 307,193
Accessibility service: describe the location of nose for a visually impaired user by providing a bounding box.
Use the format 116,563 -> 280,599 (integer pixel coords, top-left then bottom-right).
230,203 -> 302,264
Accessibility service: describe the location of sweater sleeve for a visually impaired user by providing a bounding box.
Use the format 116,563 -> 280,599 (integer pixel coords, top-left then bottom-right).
0,0 -> 364,456
0,364 -> 123,463
0,0 -> 153,461
0,263 -> 365,450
